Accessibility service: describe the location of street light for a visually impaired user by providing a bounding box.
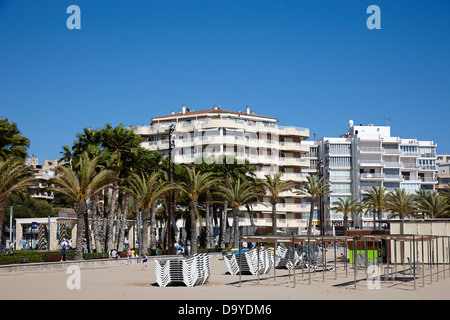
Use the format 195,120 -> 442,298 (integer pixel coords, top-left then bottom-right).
167,124 -> 175,255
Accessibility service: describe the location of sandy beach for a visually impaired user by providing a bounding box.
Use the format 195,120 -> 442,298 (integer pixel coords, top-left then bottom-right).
1,254 -> 450,302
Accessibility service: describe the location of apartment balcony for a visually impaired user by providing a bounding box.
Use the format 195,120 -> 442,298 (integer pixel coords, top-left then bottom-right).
403,163 -> 420,169
359,173 -> 385,180
384,174 -> 403,181
279,141 -> 309,153
278,126 -> 309,139
279,157 -> 309,167
402,176 -> 422,183
383,149 -> 402,155
401,151 -> 419,157
233,217 -> 307,229
420,165 -> 437,171
421,177 -> 437,183
359,160 -> 384,167
384,162 -> 402,168
359,147 -> 383,153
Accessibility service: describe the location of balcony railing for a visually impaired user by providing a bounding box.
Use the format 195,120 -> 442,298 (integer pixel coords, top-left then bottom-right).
360,173 -> 385,179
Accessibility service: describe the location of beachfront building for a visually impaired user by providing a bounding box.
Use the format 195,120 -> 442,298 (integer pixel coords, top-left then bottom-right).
133,104 -> 311,235
25,157 -> 61,202
302,120 -> 438,230
436,154 -> 450,193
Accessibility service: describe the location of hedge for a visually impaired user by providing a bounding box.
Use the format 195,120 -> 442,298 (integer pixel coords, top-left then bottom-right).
0,247 -> 222,265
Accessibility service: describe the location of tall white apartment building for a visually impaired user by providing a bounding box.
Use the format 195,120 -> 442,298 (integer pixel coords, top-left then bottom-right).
133,104 -> 311,233
302,120 -> 438,229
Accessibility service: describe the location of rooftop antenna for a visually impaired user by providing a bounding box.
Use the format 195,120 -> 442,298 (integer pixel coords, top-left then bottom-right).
385,118 -> 391,126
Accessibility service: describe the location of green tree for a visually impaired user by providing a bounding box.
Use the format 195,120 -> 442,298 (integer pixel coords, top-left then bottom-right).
415,189 -> 448,218
331,197 -> 360,236
295,175 -> 331,237
0,157 -> 35,242
386,188 -> 417,234
362,185 -> 389,229
0,118 -> 30,161
220,177 -> 258,248
262,172 -> 294,235
47,153 -> 117,260
177,166 -> 222,255
126,170 -> 174,254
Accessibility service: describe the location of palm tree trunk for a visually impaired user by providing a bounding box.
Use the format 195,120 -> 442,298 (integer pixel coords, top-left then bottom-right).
150,201 -> 157,249
308,199 -> 315,238
92,194 -> 103,252
205,200 -> 214,249
233,208 -> 240,248
271,203 -> 277,235
74,201 -> 87,260
107,183 -> 119,253
190,200 -> 198,255
219,201 -> 228,248
117,194 -> 130,252
141,208 -> 149,255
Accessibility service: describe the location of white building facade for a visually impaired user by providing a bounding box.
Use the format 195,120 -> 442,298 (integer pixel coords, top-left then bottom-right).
133,105 -> 311,234
302,121 -> 438,230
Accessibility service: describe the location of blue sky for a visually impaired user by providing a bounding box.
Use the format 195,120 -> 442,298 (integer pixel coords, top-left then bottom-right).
0,0 -> 449,161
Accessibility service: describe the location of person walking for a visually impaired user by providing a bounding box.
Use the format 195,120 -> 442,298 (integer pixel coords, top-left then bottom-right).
127,247 -> 132,264
60,238 -> 68,261
141,253 -> 148,271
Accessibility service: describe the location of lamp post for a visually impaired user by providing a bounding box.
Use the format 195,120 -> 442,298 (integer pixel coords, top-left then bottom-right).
167,124 -> 175,255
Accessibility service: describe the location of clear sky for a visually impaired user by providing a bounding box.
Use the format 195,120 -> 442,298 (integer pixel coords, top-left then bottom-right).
1,0 -> 449,161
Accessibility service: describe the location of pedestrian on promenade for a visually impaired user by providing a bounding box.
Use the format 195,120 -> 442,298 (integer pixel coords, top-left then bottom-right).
141,253 -> 148,271
127,247 -> 132,264
60,238 -> 68,261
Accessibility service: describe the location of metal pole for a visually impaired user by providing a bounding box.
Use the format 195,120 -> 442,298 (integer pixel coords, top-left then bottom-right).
422,236 -> 425,287
334,236 -> 337,280
429,236 -> 432,285
274,240 -> 277,281
345,237 -> 348,278
239,237 -> 242,287
436,237 -> 439,282
322,235 -> 325,282
292,235 -> 296,288
413,235 -> 416,291
133,219 -> 135,250
353,236 -> 357,289
47,215 -> 50,251
257,240 -> 260,285
9,206 -> 13,246
443,237 -> 445,280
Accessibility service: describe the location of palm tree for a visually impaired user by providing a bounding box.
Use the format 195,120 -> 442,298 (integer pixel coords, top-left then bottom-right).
101,123 -> 142,253
295,175 -> 331,237
262,172 -> 294,235
0,118 -> 30,161
0,157 -> 35,241
362,185 -> 389,229
215,155 -> 256,248
126,170 -> 174,254
177,166 -> 222,255
386,188 -> 417,234
331,197 -> 360,236
47,153 -> 117,260
220,177 -> 259,248
415,189 -> 448,218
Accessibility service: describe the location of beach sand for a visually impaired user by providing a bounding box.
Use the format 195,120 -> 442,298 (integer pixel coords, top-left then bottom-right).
1,254 -> 450,301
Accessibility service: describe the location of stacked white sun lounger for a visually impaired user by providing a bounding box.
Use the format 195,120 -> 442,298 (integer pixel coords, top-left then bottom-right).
224,248 -> 273,276
275,244 -> 305,270
155,254 -> 211,287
